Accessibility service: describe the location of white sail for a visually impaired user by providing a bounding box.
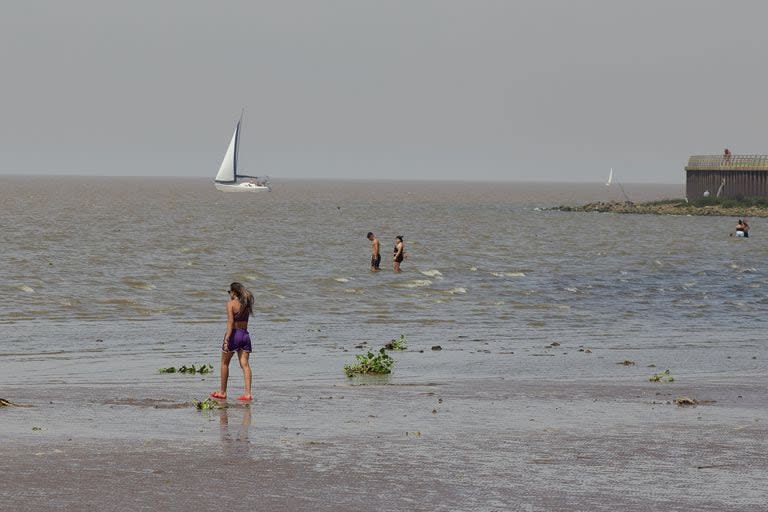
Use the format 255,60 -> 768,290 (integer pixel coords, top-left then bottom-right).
214,119 -> 240,183
606,168 -> 613,187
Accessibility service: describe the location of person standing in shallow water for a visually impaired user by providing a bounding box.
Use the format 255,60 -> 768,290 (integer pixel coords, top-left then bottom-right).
393,235 -> 405,272
210,282 -> 254,401
735,219 -> 750,238
367,232 -> 381,271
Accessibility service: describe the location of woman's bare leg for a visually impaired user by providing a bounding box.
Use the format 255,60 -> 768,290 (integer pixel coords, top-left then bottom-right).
238,350 -> 252,399
218,351 -> 234,397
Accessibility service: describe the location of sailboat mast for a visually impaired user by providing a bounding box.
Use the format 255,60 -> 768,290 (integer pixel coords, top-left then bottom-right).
233,109 -> 243,178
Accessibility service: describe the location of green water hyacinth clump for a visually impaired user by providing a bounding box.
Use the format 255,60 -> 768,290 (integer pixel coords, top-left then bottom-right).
344,347 -> 395,377
159,363 -> 214,375
649,368 -> 675,383
194,398 -> 221,410
385,335 -> 407,351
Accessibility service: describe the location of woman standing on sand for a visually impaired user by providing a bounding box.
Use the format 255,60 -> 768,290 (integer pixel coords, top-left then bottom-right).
210,282 -> 254,401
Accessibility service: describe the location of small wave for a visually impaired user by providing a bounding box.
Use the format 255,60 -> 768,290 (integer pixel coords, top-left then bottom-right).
18,285 -> 34,293
446,287 -> 467,295
420,269 -> 443,278
98,298 -> 138,305
565,287 -> 578,293
334,277 -> 351,283
400,279 -> 432,289
491,272 -> 526,278
121,278 -> 156,291
470,267 -> 478,272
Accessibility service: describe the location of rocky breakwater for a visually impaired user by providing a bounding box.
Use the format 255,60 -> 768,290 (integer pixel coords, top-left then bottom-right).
555,200 -> 768,217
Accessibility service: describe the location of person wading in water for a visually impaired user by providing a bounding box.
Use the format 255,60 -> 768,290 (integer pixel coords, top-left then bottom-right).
367,232 -> 381,272
393,235 -> 405,272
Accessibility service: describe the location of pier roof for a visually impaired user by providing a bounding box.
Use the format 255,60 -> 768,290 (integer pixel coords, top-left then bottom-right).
686,155 -> 768,171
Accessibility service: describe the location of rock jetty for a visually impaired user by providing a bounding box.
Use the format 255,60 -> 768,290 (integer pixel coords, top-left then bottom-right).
554,200 -> 768,217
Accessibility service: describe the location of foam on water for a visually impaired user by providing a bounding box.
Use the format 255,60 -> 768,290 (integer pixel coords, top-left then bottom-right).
490,271 -> 526,278
420,269 -> 443,278
399,279 -> 432,289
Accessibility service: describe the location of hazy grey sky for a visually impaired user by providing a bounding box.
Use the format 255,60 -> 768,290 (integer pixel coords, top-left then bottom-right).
1,1 -> 766,183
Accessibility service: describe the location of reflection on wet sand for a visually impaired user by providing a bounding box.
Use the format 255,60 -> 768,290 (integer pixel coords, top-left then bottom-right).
219,406 -> 252,454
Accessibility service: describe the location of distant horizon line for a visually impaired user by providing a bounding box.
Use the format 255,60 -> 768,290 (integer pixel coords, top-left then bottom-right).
0,172 -> 683,186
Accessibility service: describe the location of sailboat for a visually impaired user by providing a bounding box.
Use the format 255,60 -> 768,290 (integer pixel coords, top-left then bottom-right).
213,111 -> 270,192
605,168 -> 613,187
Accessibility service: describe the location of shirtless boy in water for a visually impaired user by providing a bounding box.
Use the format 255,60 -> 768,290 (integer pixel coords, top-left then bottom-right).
367,232 -> 381,271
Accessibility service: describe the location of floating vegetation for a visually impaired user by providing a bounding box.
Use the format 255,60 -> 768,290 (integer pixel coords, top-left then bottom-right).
32,426 -> 43,431
159,363 -> 214,375
649,368 -> 675,383
674,396 -> 698,407
344,348 -> 394,377
0,398 -> 16,407
384,335 -> 407,351
194,398 -> 222,410
431,345 -> 443,351
618,360 -> 636,366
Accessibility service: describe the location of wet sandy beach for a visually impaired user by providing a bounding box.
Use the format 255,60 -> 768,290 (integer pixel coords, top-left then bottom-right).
3,365 -> 767,511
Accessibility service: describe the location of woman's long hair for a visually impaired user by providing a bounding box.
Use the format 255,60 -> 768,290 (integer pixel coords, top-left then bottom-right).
229,282 -> 254,315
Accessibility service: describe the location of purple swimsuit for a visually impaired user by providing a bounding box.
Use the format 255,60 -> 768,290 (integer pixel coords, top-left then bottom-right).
223,305 -> 251,352
224,328 -> 252,353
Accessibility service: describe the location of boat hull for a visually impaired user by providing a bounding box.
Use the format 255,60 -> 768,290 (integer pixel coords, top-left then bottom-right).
214,181 -> 270,193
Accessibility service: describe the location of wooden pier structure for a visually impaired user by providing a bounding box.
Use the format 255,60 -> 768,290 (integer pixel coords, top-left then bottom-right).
685,155 -> 768,199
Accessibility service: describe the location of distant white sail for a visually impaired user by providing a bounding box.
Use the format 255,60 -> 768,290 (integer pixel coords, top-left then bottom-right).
214,118 -> 240,183
606,168 -> 613,187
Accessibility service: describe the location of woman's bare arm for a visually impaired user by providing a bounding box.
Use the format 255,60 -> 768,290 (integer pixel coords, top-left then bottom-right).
223,301 -> 235,349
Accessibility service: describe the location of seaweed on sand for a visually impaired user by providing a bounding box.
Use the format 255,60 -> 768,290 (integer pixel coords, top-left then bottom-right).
649,368 -> 675,383
159,364 -> 214,375
194,398 -> 222,410
344,348 -> 395,377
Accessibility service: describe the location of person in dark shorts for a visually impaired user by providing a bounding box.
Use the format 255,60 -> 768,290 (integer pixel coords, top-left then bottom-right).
210,282 -> 255,401
367,232 -> 381,271
393,235 -> 405,272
